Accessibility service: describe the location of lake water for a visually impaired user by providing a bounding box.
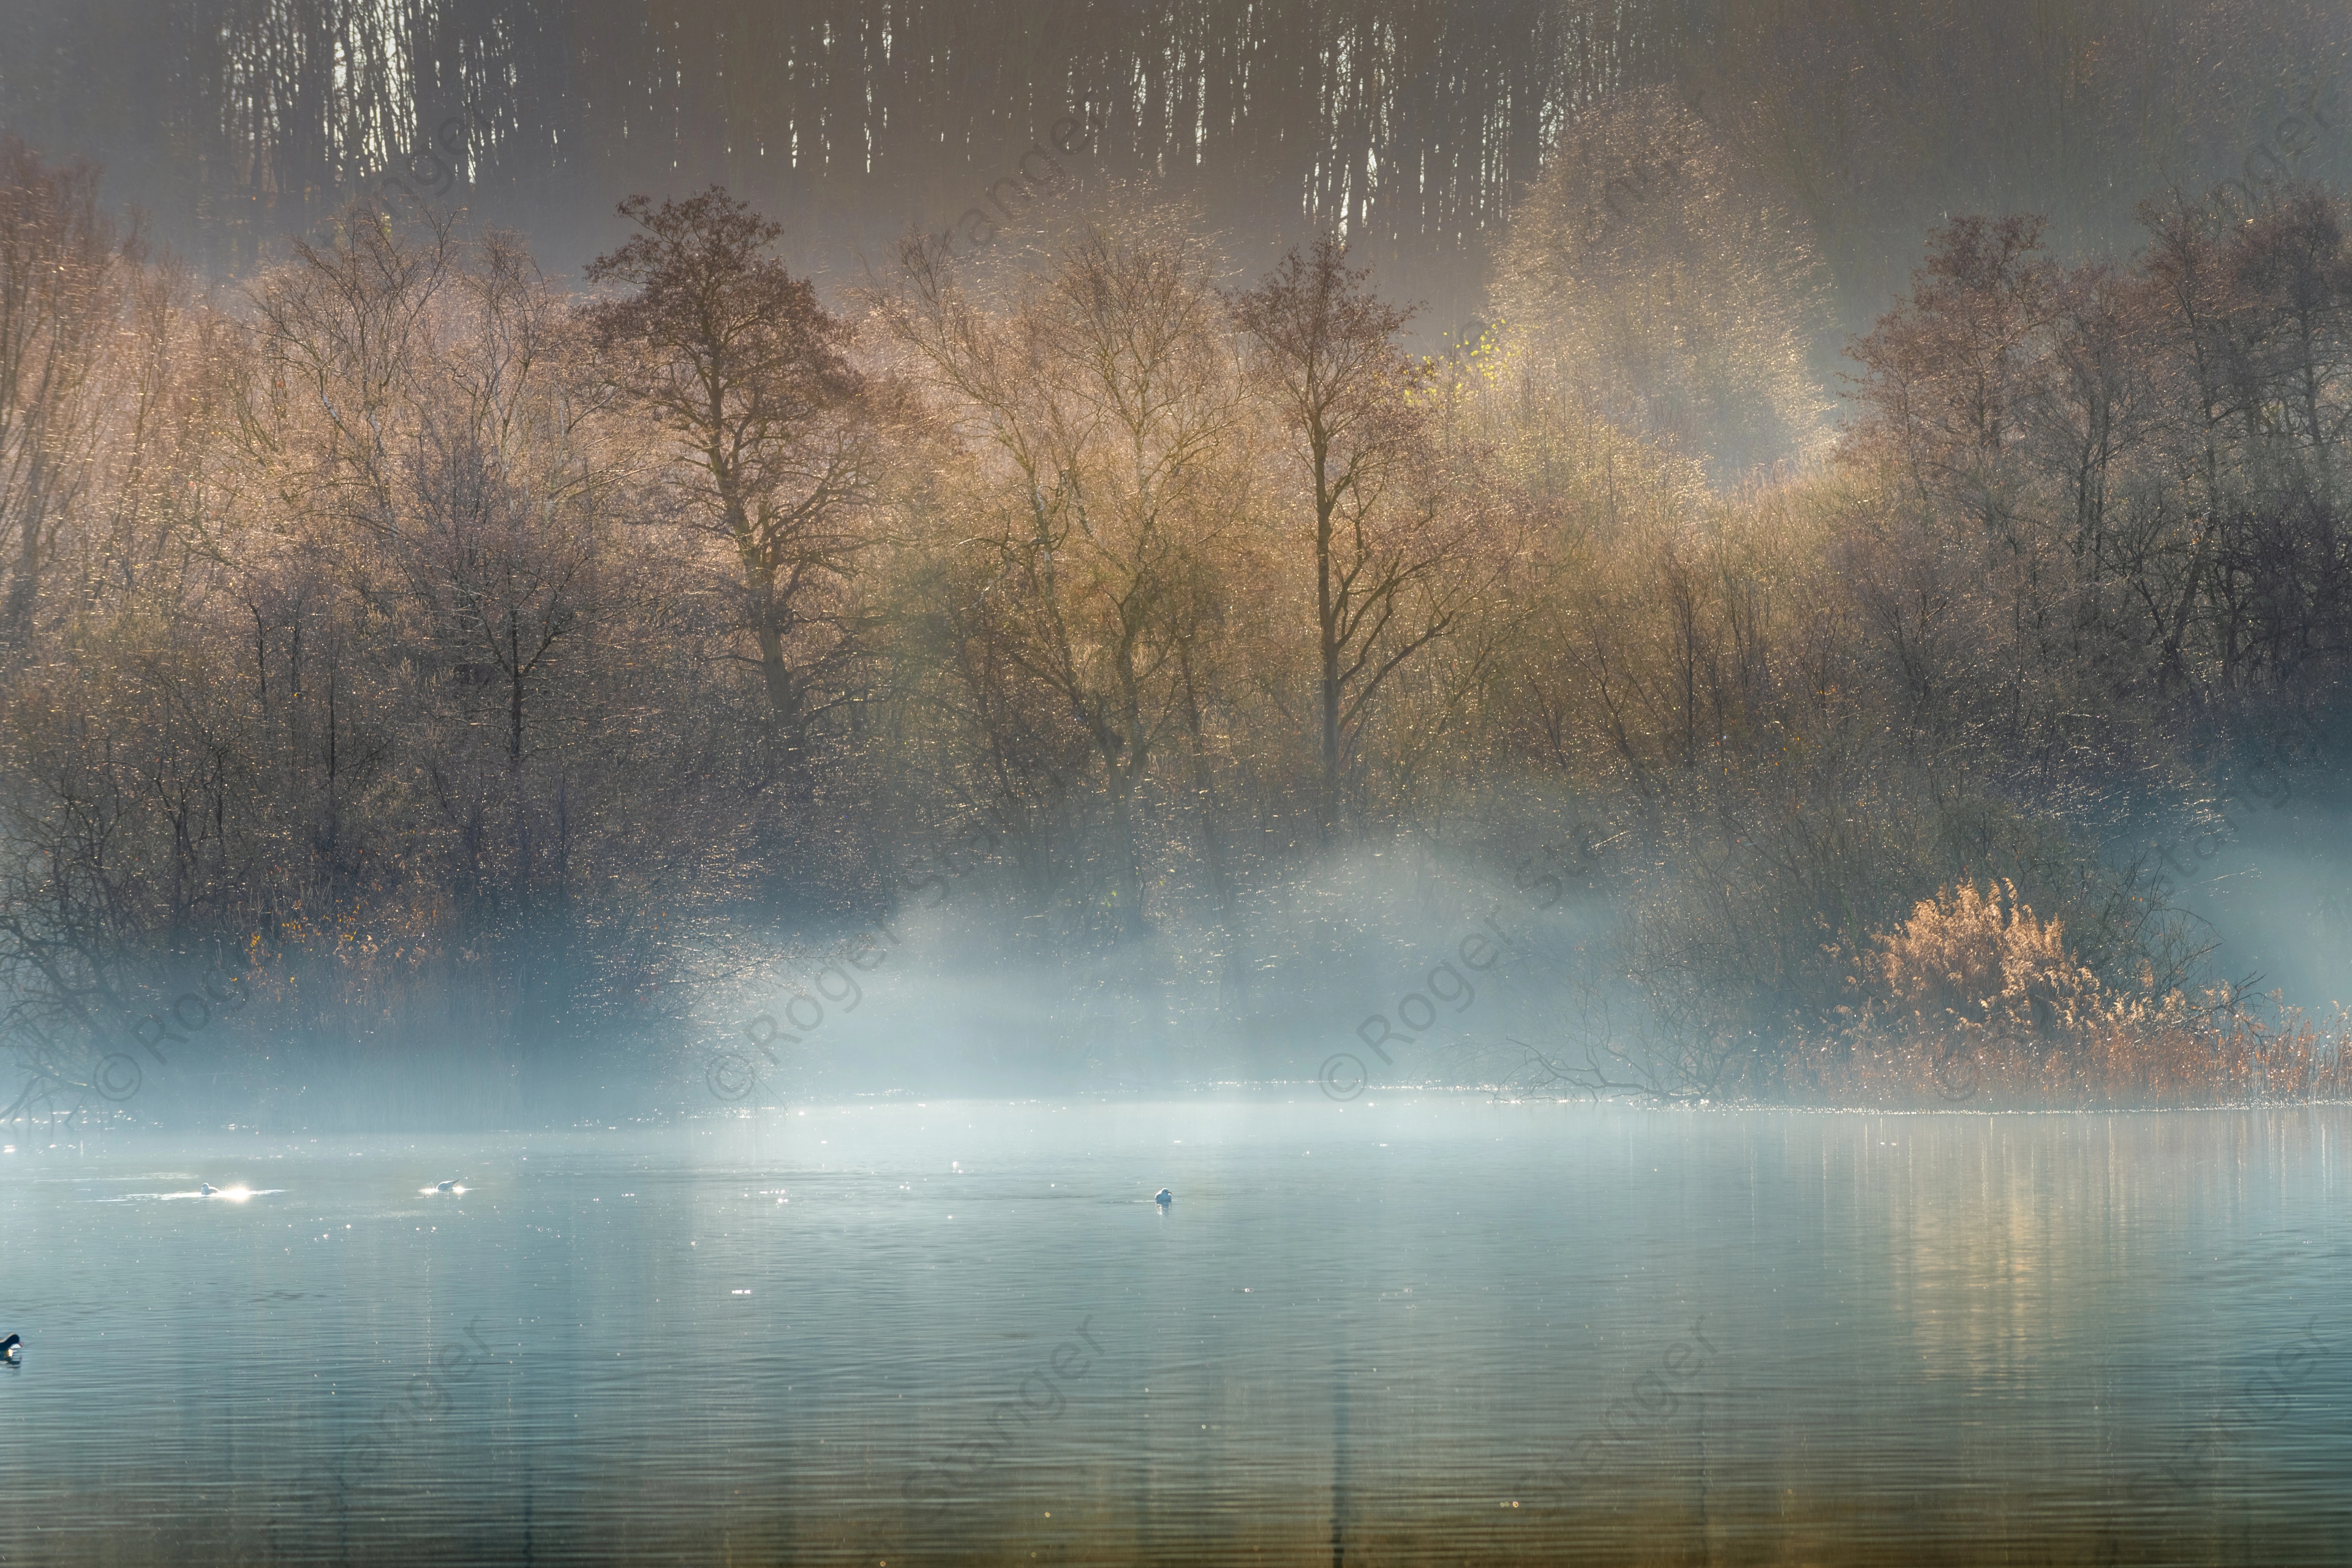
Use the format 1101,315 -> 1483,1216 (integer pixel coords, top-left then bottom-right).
2,1098 -> 2348,1565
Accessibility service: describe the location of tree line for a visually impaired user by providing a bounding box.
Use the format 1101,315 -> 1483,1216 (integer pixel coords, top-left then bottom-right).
1,124 -> 2347,1123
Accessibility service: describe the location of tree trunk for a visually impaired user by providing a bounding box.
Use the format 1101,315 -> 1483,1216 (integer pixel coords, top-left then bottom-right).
1316,437 -> 1343,847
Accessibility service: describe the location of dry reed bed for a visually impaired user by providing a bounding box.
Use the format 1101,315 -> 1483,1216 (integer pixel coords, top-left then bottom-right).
1789,882 -> 2352,1110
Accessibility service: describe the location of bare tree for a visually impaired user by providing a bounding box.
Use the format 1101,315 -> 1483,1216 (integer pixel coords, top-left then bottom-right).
412,234 -> 605,772
1231,233 -> 1461,846
875,206 -> 1246,935
583,188 -> 886,788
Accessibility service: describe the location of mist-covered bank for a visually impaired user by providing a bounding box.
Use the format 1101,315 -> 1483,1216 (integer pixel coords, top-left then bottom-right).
9,828 -> 2349,1137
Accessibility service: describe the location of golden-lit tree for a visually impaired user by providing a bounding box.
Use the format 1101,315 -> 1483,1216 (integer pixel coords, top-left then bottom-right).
0,137 -> 135,652
873,200 -> 1248,935
584,189 -> 892,791
1232,233 -> 1476,845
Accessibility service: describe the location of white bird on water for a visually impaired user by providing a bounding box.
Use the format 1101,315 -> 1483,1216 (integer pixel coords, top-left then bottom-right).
1155,1188 -> 1172,1207
198,1183 -> 219,1196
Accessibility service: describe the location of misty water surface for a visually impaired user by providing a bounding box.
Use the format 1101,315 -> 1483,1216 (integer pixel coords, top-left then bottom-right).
2,1099 -> 2349,1566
